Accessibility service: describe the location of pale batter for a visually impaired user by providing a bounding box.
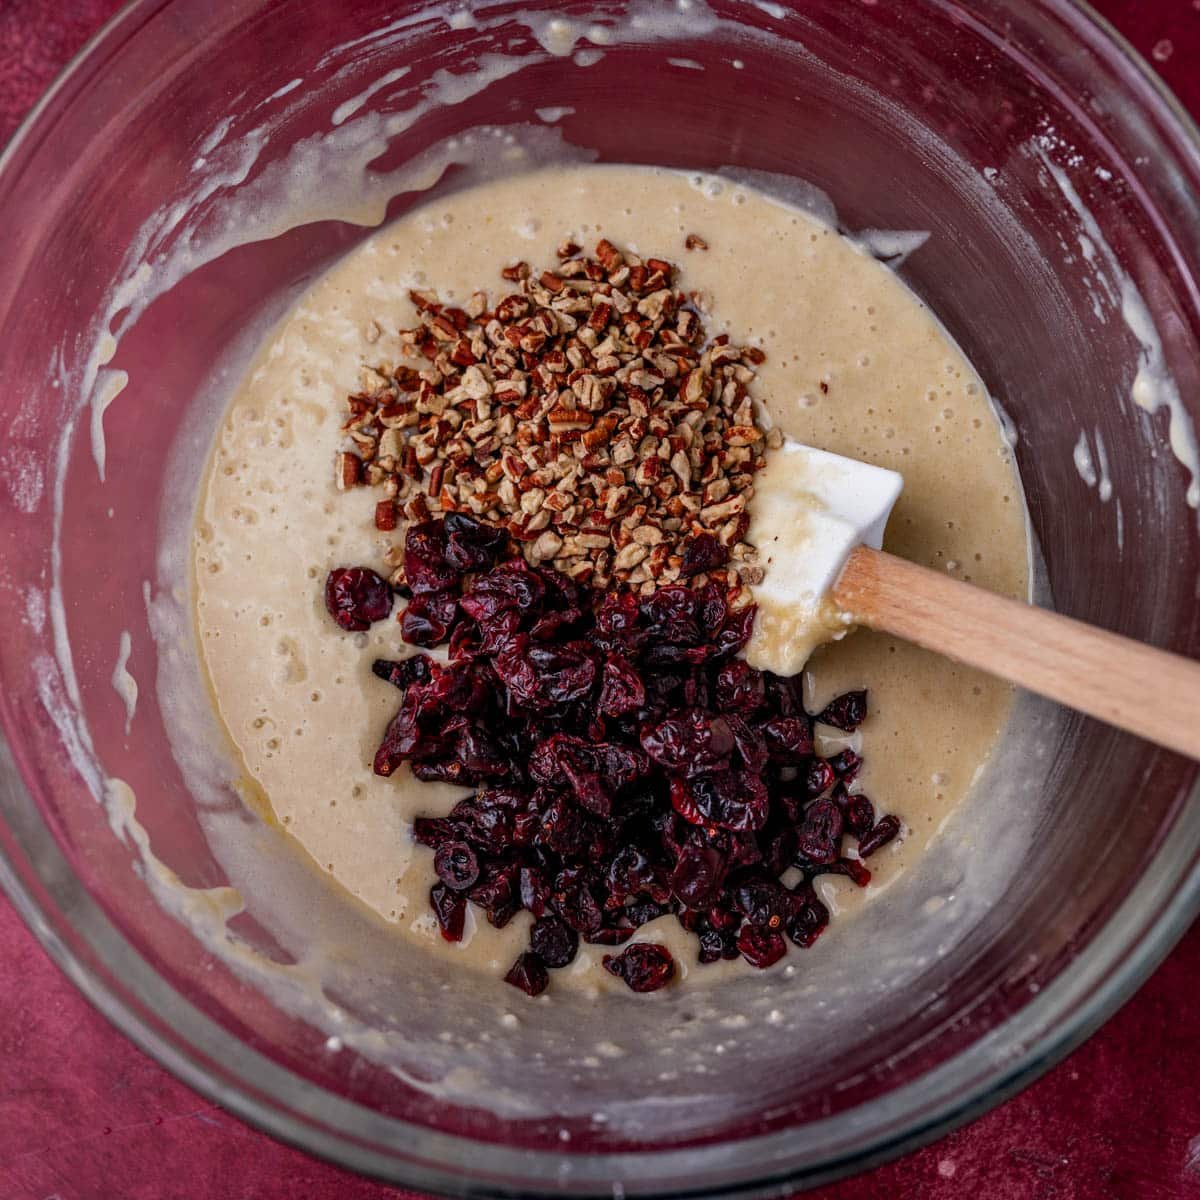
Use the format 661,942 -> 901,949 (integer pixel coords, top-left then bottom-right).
193,165 -> 1029,992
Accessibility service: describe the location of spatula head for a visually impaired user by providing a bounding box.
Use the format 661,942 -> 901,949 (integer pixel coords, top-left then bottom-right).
745,438 -> 903,674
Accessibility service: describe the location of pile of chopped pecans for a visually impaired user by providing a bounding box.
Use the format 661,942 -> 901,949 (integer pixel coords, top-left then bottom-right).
336,237 -> 781,601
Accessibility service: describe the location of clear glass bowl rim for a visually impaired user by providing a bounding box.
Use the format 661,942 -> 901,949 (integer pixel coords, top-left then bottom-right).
1,0 -> 1198,1194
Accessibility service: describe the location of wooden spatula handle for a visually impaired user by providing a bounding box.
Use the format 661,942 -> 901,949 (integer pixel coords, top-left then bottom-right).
833,545 -> 1200,761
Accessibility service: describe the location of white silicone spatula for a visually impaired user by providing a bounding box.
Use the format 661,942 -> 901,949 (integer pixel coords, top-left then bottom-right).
750,438 -> 1200,762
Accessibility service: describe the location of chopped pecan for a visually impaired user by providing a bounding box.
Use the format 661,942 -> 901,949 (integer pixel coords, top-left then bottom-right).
374,499 -> 398,531
337,237 -> 768,593
336,451 -> 362,491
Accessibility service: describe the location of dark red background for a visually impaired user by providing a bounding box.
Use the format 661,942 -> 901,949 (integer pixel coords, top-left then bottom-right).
3,3 -> 1200,1197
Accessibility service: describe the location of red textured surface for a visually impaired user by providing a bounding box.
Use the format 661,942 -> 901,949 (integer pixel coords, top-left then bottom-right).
2,2 -> 1200,1198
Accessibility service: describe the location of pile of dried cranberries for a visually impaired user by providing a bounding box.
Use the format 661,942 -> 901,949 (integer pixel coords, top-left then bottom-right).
325,514 -> 898,996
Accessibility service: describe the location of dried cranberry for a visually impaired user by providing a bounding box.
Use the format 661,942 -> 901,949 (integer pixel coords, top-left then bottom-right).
606,845 -> 665,906
505,952 -> 549,996
529,606 -> 585,642
512,810 -> 541,847
858,814 -> 901,857
374,711 -> 419,778
530,915 -> 579,968
452,723 -> 509,780
670,843 -> 726,908
710,606 -> 756,659
679,532 -> 728,578
536,796 -> 590,857
529,736 -> 583,789
700,926 -> 734,964
535,564 -> 583,610
443,512 -> 509,572
519,866 -> 551,917
572,770 -> 615,817
707,905 -> 741,932
651,809 -> 687,861
412,817 -> 457,848
561,737 -> 648,791
325,567 -> 393,632
818,690 -> 868,731
372,656 -> 434,689
736,923 -> 787,969
491,635 -> 538,705
529,736 -> 646,817
641,709 -> 735,775
597,739 -> 652,787
829,749 -> 862,783
401,592 -> 459,647
475,785 -> 529,813
528,635 -> 587,694
445,801 -> 511,852
804,758 -> 836,798
797,798 -> 844,865
410,759 -> 474,785
403,521 -> 460,595
472,608 -> 521,656
460,561 -> 545,621
640,587 -> 700,645
603,943 -> 676,992
842,793 -> 876,837
696,926 -> 720,964
693,582 -> 728,639
669,777 -> 704,825
624,898 -> 672,927
434,841 -> 480,891
598,653 -> 646,717
786,885 -> 829,948
469,865 -> 520,927
593,591 -> 641,638
726,715 -> 768,774
763,715 -> 814,761
552,868 -> 603,933
733,879 -> 791,929
430,883 -> 466,941
684,770 -> 769,832
715,660 -> 765,714
499,639 -> 598,710
424,662 -> 491,715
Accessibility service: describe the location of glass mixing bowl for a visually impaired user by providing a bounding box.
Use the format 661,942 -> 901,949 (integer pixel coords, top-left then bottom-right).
1,0 -> 1198,1193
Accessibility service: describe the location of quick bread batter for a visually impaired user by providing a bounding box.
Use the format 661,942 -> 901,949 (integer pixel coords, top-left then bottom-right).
193,165 -> 1029,992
